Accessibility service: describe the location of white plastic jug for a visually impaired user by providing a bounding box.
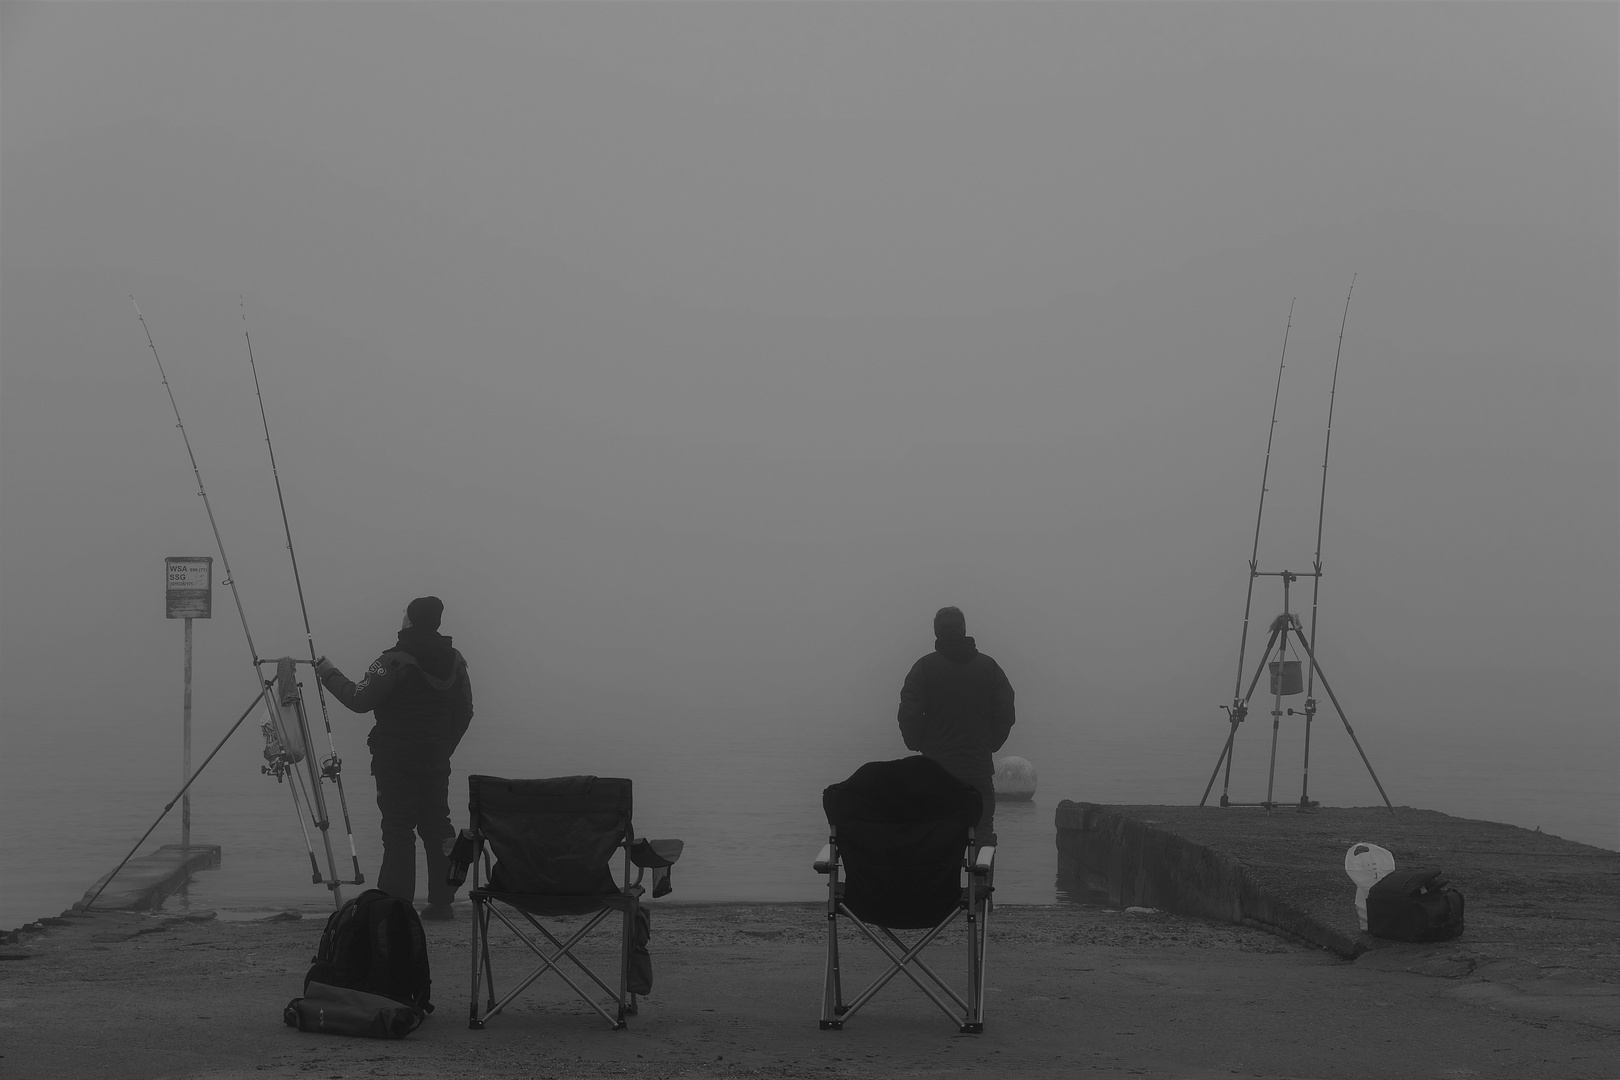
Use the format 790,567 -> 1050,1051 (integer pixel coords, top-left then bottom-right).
1344,842 -> 1395,930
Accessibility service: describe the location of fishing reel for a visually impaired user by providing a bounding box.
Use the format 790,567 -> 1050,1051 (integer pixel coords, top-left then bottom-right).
261,718 -> 299,782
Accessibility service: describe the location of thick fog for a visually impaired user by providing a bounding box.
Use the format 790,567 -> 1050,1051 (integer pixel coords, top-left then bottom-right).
2,5 -> 1615,845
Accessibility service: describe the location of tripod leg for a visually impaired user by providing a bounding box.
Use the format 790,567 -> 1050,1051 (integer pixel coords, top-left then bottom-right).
283,763 -> 324,885
1220,724 -> 1236,804
1264,628 -> 1287,812
1203,625 -> 1283,806
1199,720 -> 1239,806
1298,699 -> 1317,809
1239,622 -> 1282,709
1293,634 -> 1395,813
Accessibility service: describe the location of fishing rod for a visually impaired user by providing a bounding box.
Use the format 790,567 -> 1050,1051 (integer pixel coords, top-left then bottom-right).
1295,276 -> 1354,796
1305,276 -> 1353,670
1233,299 -> 1294,707
133,297 -> 264,677
242,302 -> 364,887
134,299 -> 351,902
1200,301 -> 1296,806
1296,274 -> 1388,809
80,689 -> 268,912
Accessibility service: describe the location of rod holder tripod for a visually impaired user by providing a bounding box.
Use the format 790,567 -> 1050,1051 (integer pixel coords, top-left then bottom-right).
1204,280 -> 1386,813
260,656 -> 365,901
1200,572 -> 1393,813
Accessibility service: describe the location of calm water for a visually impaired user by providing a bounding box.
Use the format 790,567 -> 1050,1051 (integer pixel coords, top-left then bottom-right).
4,700 -> 1614,924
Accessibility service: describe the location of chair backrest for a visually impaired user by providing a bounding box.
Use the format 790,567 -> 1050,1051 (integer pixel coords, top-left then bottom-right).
822,757 -> 981,929
469,775 -> 633,898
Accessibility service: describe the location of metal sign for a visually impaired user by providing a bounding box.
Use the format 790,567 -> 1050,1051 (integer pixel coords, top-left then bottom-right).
165,556 -> 213,619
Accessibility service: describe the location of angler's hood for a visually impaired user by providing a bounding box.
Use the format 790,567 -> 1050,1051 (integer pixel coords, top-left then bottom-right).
389,626 -> 460,682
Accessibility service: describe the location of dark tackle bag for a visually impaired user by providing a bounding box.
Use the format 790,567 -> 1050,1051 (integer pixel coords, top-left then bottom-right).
1366,867 -> 1465,942
283,889 -> 433,1037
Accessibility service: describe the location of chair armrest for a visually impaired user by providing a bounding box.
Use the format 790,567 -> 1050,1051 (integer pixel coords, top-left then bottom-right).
628,838 -> 683,898
813,844 -> 836,874
629,838 -> 684,868
970,845 -> 996,876
444,828 -> 482,887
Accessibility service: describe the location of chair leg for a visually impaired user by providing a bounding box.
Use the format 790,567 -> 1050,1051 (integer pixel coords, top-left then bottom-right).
962,881 -> 990,1033
469,897 -> 488,1029
821,910 -> 844,1029
961,902 -> 983,1034
979,891 -> 992,1024
617,901 -> 633,1027
820,854 -> 845,1030
469,898 -> 479,1030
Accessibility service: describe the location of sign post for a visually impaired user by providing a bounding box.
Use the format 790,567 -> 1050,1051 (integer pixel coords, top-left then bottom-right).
165,557 -> 213,850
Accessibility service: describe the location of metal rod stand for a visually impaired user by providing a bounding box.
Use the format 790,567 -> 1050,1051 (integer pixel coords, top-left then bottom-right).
1201,574 -> 1392,813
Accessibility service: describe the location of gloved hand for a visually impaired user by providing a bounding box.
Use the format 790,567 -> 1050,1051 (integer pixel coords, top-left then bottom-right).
313,656 -> 339,680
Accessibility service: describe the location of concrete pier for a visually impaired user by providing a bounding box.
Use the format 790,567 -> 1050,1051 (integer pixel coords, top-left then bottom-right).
74,844 -> 222,912
1055,802 -> 1620,969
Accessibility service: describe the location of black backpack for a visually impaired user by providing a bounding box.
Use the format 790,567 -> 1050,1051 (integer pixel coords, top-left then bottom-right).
1366,867 -> 1465,942
307,889 -> 433,1010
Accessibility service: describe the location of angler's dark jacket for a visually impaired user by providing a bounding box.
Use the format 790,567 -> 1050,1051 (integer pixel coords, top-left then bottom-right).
897,636 -> 1015,783
321,627 -> 473,769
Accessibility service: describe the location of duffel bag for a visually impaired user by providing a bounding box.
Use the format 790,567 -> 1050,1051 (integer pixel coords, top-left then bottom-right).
283,980 -> 424,1039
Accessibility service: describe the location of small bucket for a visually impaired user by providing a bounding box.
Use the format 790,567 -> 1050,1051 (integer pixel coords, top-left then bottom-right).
1268,660 -> 1303,696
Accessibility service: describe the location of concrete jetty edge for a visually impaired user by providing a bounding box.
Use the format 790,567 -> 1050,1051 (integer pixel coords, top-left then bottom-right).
71,843 -> 222,915
1053,800 -> 1620,967
1055,801 -> 1364,955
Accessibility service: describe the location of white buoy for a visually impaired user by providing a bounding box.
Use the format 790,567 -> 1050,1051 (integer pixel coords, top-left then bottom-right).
993,756 -> 1037,801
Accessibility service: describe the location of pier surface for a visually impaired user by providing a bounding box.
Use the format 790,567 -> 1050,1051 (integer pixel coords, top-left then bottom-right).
73,843 -> 222,912
3,900 -> 1616,1080
1055,802 -> 1619,975
0,807 -> 1612,1078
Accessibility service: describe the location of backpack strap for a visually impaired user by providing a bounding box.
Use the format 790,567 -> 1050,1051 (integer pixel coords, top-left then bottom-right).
405,907 -> 433,1013
367,896 -> 434,1014
371,900 -> 394,972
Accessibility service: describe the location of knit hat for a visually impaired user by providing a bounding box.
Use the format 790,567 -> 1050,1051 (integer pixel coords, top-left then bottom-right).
406,596 -> 444,632
933,606 -> 966,639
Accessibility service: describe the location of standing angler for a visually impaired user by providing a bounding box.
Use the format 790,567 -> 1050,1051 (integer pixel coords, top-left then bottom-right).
316,596 -> 473,920
897,606 -> 1016,844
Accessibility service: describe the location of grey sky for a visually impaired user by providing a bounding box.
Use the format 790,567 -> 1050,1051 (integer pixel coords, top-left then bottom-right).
2,3 -> 1615,823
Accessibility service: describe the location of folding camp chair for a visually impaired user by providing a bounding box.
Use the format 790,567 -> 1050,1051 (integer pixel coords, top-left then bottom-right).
446,774 -> 683,1030
813,756 -> 995,1033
